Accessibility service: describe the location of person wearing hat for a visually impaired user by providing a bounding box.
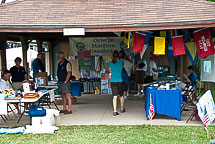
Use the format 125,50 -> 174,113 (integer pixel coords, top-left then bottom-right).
10,57 -> 26,89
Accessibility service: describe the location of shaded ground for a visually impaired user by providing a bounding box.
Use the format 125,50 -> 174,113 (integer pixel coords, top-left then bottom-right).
0,94 -> 203,127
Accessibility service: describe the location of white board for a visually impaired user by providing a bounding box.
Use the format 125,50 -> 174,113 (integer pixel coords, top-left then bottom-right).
200,54 -> 215,82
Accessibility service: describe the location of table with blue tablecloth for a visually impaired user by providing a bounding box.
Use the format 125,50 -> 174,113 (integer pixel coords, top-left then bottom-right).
145,87 -> 183,121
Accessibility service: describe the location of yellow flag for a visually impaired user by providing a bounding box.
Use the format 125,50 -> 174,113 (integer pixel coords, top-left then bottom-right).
154,37 -> 165,55
124,32 -> 131,48
185,42 -> 197,60
160,31 -> 167,37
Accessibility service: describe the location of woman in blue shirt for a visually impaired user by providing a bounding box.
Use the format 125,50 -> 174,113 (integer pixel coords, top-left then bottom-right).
108,51 -> 125,116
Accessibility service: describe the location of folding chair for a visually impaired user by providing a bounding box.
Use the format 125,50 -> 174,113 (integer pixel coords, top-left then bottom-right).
0,115 -> 7,123
181,84 -> 197,113
38,93 -> 59,110
7,104 -> 18,118
186,93 -> 202,123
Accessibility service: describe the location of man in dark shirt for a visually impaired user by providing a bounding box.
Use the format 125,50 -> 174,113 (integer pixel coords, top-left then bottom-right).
10,57 -> 26,89
32,53 -> 45,82
57,51 -> 72,115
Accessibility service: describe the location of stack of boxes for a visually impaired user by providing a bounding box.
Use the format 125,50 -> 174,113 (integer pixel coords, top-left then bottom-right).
101,73 -> 112,94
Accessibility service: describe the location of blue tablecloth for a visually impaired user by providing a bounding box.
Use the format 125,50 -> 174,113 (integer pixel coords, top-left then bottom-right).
145,87 -> 183,121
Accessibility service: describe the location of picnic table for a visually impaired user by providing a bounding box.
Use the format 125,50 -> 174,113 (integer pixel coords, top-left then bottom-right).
1,88 -> 56,123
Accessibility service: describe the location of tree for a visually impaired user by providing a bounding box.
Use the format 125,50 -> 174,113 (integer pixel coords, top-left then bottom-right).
1,0 -> 6,4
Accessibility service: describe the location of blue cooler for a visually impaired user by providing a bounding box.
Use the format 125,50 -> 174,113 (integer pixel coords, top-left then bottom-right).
71,82 -> 81,96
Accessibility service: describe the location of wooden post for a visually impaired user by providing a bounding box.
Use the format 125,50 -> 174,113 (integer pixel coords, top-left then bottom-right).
36,40 -> 43,53
0,34 -> 7,71
48,41 -> 53,75
20,36 -> 29,79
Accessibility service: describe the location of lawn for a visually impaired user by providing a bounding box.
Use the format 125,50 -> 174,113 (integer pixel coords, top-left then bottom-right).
0,125 -> 214,144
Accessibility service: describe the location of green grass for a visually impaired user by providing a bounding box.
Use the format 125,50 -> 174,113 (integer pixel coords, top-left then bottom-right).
0,125 -> 214,144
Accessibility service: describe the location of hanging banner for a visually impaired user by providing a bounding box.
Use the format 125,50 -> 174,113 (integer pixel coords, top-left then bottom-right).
168,30 -> 179,58
185,42 -> 198,65
137,31 -> 153,57
160,31 -> 167,37
154,37 -> 165,55
172,36 -> 186,56
193,28 -> 215,58
132,33 -> 146,53
69,37 -> 124,56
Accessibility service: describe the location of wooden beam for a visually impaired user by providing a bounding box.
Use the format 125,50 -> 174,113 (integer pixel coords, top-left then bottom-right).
36,40 -> 43,53
0,34 -> 7,71
48,41 -> 53,75
20,36 -> 29,79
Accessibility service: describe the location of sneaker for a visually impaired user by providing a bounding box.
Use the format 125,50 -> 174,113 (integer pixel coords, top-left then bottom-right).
113,112 -> 119,116
134,93 -> 140,97
24,111 -> 29,116
139,93 -> 145,97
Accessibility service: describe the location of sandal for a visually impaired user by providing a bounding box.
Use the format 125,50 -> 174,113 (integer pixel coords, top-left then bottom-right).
121,108 -> 126,113
113,112 -> 119,116
60,110 -> 66,113
64,111 -> 72,115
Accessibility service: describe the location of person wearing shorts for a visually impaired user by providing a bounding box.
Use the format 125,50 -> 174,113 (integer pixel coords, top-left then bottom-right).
108,50 -> 125,116
134,54 -> 147,97
119,50 -> 133,99
57,51 -> 72,115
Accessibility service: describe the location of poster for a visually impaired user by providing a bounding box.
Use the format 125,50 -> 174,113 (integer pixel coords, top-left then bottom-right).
69,37 -> 124,56
200,55 -> 215,82
106,55 -> 112,63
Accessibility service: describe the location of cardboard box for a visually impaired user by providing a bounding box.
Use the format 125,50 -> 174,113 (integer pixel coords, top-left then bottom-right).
32,115 -> 55,127
36,72 -> 48,86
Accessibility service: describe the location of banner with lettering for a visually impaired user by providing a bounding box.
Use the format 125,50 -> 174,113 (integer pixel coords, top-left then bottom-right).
132,33 -> 146,53
69,37 -> 124,56
172,36 -> 186,56
154,37 -> 165,55
193,29 -> 215,58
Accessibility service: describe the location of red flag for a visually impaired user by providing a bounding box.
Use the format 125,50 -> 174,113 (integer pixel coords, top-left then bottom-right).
172,36 -> 186,56
193,28 -> 215,58
132,33 -> 146,53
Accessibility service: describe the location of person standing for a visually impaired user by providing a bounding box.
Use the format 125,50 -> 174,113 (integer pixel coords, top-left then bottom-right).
149,56 -> 164,82
10,57 -> 26,90
119,50 -> 133,99
32,53 -> 45,82
108,50 -> 125,116
134,54 -> 147,97
57,51 -> 72,115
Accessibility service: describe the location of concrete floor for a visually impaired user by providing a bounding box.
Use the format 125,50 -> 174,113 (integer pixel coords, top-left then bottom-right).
0,94 -> 203,127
